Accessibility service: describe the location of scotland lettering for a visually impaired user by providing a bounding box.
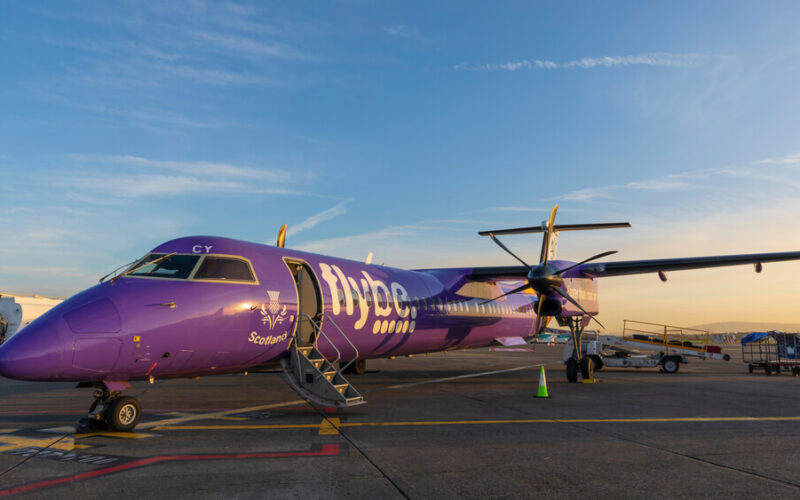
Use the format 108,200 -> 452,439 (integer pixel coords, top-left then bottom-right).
248,332 -> 288,345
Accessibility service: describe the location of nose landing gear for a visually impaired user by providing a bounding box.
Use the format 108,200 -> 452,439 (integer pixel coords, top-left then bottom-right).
78,388 -> 142,433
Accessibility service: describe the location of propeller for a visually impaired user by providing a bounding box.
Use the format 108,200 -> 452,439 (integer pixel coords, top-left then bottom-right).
277,224 -> 287,248
482,205 -> 612,329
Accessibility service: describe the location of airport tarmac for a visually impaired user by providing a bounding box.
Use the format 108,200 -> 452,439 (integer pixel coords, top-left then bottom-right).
1,345 -> 799,498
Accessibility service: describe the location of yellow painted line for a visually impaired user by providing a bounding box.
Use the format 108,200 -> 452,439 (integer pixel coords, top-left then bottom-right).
153,423 -> 321,431
74,431 -> 155,439
161,411 -> 247,421
0,435 -> 76,452
151,416 -> 800,431
319,417 -> 341,435
137,398 -> 308,430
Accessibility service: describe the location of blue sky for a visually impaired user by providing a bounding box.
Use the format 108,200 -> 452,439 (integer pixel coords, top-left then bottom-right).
3,1 -> 800,328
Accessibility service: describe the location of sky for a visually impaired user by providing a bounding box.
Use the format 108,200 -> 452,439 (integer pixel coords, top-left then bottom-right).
2,1 -> 800,330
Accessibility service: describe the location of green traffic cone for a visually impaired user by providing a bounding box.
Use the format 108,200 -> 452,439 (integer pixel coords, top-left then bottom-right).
535,365 -> 551,398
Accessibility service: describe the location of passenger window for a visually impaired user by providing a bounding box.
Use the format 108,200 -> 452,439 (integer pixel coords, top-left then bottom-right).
193,256 -> 255,282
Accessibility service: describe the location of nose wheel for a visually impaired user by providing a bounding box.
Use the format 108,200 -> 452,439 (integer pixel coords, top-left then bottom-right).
78,389 -> 142,432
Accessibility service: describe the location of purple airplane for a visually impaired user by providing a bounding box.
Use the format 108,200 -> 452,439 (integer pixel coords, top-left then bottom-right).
1,206 -> 798,432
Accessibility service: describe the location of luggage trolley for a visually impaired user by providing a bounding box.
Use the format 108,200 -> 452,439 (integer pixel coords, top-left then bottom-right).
741,331 -> 800,376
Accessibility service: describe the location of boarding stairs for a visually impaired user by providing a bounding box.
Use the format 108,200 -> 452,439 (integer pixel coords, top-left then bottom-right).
280,314 -> 365,408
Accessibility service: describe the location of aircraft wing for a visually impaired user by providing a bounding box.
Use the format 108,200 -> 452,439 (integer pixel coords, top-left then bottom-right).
469,250 -> 800,280
580,251 -> 800,277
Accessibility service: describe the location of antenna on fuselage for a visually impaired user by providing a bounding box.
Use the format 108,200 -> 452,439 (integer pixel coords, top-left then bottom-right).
277,224 -> 287,248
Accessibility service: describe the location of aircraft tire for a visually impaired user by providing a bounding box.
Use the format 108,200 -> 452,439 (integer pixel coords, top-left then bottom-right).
566,358 -> 578,383
590,355 -> 603,371
353,359 -> 367,375
662,357 -> 680,374
105,396 -> 142,432
581,356 -> 594,380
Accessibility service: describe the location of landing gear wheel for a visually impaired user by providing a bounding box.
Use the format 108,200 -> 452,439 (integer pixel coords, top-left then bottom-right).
566,358 -> 578,383
352,359 -> 366,375
590,355 -> 603,371
662,357 -> 680,374
581,357 -> 595,380
105,396 -> 141,432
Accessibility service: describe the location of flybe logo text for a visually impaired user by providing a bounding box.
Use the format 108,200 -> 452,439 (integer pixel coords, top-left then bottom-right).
319,263 -> 417,330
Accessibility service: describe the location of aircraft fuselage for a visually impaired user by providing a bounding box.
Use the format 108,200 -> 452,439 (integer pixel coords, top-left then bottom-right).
0,236 -> 598,383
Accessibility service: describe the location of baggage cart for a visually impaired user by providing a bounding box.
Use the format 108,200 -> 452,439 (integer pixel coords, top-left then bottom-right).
741,331 -> 800,376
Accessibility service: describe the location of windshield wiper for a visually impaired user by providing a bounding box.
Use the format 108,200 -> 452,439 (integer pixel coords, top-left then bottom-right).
99,260 -> 136,283
110,252 -> 177,284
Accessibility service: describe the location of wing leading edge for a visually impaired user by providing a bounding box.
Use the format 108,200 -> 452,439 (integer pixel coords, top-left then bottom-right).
580,250 -> 800,277
470,250 -> 800,281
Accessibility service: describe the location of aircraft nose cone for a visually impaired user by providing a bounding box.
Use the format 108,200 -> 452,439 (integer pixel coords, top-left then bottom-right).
0,319 -> 63,380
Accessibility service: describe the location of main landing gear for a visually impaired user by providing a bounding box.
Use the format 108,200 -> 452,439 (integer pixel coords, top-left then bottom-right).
78,387 -> 142,433
562,316 -> 596,383
341,359 -> 367,375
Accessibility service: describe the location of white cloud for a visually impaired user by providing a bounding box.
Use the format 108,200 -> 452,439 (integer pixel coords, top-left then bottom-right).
625,179 -> 697,191
195,32 -> 308,60
153,63 -> 275,85
755,152 -> 800,165
65,174 -> 246,197
286,201 -> 349,238
455,53 -> 705,72
558,186 -> 616,202
67,154 -> 292,182
383,24 -> 427,42
488,206 -> 547,212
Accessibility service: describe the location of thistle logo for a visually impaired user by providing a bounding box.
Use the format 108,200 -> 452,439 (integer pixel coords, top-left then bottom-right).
261,290 -> 287,330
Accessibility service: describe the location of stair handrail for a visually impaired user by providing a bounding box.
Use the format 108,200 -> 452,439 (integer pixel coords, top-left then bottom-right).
319,313 -> 360,373
296,313 -> 342,364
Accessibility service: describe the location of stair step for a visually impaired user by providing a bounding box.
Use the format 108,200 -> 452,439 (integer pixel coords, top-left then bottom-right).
323,371 -> 337,382
310,359 -> 325,369
297,346 -> 314,356
345,396 -> 364,405
334,383 -> 349,394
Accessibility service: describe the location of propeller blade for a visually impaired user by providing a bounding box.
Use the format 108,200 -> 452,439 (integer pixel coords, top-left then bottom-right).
277,224 -> 287,248
539,205 -> 559,265
489,233 -> 532,270
480,283 -> 532,305
535,294 -> 546,332
552,287 -> 605,329
555,250 -> 619,276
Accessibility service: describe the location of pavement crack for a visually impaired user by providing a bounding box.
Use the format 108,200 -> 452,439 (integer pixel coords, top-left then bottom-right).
563,422 -> 800,490
0,433 -> 69,479
314,409 -> 410,499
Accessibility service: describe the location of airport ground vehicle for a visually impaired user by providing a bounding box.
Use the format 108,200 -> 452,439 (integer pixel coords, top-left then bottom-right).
742,331 -> 800,376
564,320 -> 729,379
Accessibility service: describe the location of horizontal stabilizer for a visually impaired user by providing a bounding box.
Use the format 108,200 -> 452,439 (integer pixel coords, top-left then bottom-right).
479,222 -> 631,236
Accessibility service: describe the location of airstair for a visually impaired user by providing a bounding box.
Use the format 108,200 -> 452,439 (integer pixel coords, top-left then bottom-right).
280,314 -> 365,408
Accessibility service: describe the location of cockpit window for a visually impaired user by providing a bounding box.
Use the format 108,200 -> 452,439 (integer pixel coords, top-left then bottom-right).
128,253 -> 200,279
194,256 -> 255,282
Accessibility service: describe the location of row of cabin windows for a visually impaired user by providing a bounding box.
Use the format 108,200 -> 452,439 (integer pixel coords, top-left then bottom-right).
335,290 -> 533,316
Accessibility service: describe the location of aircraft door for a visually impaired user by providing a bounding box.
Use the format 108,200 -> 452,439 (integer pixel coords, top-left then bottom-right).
285,260 -> 323,346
